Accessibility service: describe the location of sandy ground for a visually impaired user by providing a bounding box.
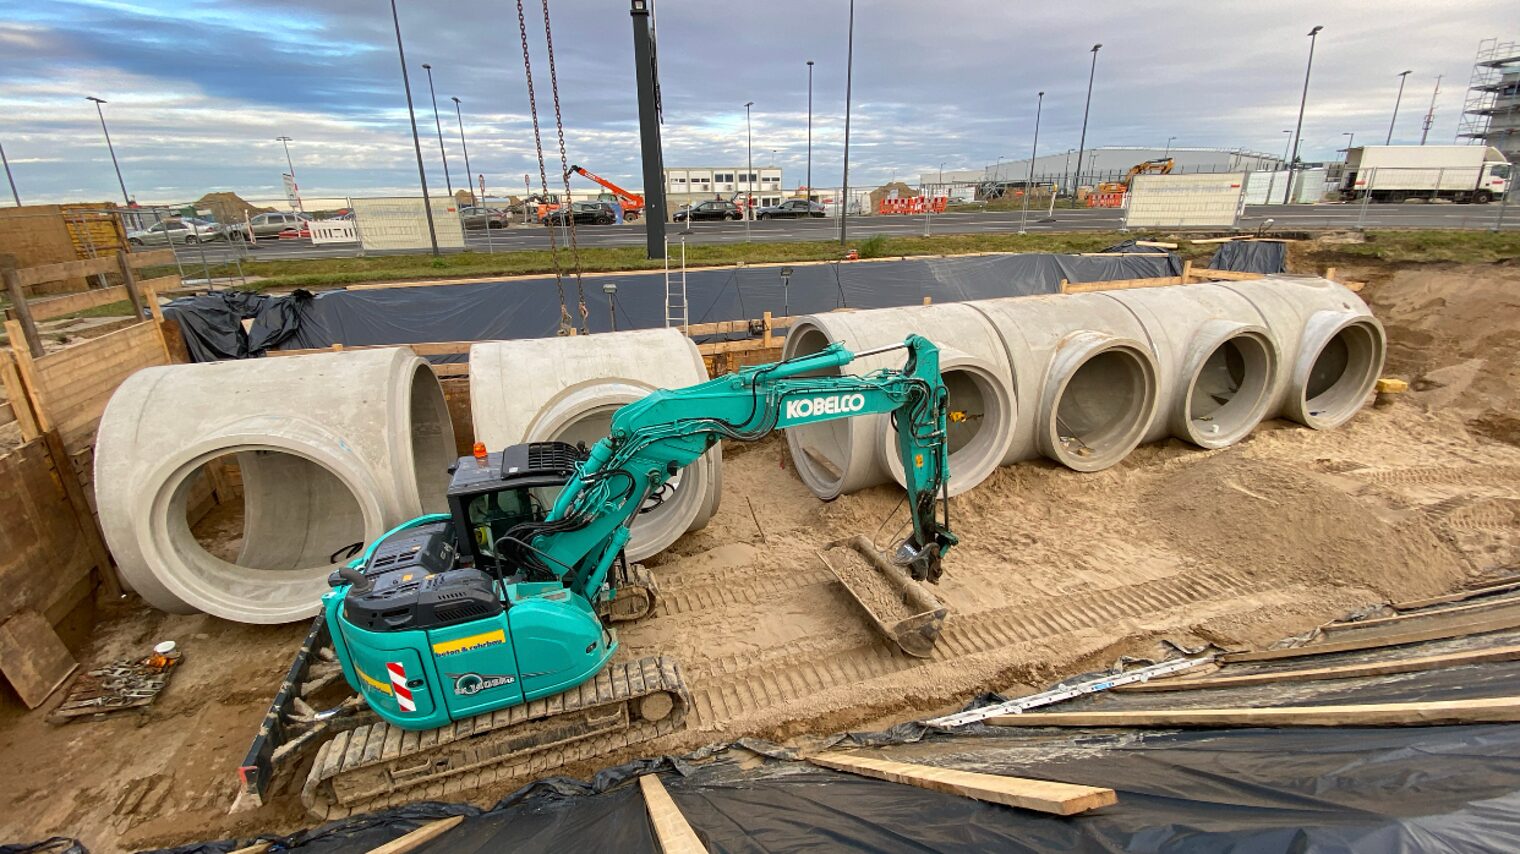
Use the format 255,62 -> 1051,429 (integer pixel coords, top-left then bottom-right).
2,262 -> 1518,851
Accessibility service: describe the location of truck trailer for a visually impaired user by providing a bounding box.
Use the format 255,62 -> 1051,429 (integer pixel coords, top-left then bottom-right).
1340,145 -> 1510,203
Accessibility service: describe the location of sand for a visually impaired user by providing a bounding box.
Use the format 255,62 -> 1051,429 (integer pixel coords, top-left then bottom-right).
5,261 -> 1520,851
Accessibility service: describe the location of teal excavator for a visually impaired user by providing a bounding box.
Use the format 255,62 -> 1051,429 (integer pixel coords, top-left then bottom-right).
278,336 -> 956,817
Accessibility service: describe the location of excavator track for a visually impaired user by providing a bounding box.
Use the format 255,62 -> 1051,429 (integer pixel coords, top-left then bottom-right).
300,655 -> 687,820
599,563 -> 660,623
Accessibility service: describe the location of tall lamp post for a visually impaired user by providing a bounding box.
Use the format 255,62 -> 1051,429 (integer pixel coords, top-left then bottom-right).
744,101 -> 754,242
85,96 -> 129,205
1072,43 -> 1101,206
451,97 -> 475,204
1019,91 -> 1044,234
2,142 -> 20,206
388,0 -> 439,256
1341,131 -> 1355,154
1284,25 -> 1323,205
1386,69 -> 1412,145
839,0 -> 855,245
421,63 -> 454,198
1164,135 -> 1176,157
275,136 -> 302,211
805,60 -> 814,200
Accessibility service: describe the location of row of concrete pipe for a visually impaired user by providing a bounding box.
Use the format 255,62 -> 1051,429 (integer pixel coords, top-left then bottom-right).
95,275 -> 1383,624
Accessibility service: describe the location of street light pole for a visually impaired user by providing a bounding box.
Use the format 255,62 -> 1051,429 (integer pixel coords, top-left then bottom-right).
85,96 -> 129,205
744,101 -> 754,242
1165,135 -> 1175,157
1342,131 -> 1355,154
451,97 -> 475,205
839,0 -> 854,246
421,63 -> 454,199
1019,91 -> 1044,234
1,142 -> 19,206
806,60 -> 814,201
389,0 -> 439,256
1420,75 -> 1442,145
275,136 -> 302,211
1284,25 -> 1322,205
1072,43 -> 1101,206
1387,69 -> 1411,145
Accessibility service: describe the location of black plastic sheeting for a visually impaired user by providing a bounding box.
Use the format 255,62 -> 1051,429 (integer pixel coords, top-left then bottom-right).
1208,240 -> 1288,274
163,290 -> 311,361
253,252 -> 1179,360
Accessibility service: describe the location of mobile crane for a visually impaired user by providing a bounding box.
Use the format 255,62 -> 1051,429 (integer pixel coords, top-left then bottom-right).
567,163 -> 645,221
283,336 -> 956,817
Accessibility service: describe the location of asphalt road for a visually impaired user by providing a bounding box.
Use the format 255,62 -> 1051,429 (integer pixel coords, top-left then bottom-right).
168,201 -> 1517,267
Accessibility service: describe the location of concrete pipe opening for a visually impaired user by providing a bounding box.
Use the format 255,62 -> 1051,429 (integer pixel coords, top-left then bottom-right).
407,365 -> 455,511
158,447 -> 379,623
531,385 -> 715,562
782,325 -> 856,499
1292,317 -> 1385,430
1043,339 -> 1158,472
1179,331 -> 1277,448
881,361 -> 1014,496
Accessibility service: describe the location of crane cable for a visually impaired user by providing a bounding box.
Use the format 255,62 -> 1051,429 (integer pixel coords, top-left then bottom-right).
539,0 -> 589,334
514,0 -> 573,335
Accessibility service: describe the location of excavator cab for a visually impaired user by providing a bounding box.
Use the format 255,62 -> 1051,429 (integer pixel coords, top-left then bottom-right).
445,442 -> 584,575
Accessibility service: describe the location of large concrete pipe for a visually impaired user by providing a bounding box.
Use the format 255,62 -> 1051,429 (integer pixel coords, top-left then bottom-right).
1218,276 -> 1385,430
780,305 -> 1016,498
95,348 -> 456,624
968,294 -> 1161,472
469,328 -> 719,561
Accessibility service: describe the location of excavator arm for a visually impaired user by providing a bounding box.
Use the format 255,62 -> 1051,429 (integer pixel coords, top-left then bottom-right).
509,336 -> 957,604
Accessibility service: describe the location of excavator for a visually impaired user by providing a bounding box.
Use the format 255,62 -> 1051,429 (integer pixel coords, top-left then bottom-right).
242,336 -> 957,818
1097,157 -> 1175,196
567,164 -> 644,221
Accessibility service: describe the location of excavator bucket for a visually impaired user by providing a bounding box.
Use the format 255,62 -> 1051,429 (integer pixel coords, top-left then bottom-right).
817,535 -> 949,658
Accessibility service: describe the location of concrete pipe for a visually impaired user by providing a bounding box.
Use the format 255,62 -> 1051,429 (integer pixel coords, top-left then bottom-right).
1216,276 -> 1386,430
968,295 -> 1161,472
780,305 -> 1016,499
469,328 -> 719,561
1102,284 -> 1281,449
95,348 -> 456,623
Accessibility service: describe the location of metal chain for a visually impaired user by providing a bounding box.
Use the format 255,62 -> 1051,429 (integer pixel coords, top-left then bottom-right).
515,0 -> 572,335
540,0 -> 589,334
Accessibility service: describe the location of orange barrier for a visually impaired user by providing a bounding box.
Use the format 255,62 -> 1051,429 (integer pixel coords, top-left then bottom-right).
1086,191 -> 1125,209
877,196 -> 949,215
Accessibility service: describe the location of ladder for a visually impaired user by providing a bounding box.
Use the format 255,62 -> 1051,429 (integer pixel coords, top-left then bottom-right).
924,655 -> 1214,729
663,236 -> 688,332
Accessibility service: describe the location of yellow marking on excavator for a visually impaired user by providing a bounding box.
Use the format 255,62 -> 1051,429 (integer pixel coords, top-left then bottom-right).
432,629 -> 507,656
356,665 -> 392,695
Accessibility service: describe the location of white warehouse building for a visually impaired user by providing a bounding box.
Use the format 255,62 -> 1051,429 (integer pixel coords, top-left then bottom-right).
924,147 -> 1284,197
663,166 -> 785,210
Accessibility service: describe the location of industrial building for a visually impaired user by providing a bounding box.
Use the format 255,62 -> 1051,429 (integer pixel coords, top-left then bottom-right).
663,166 -> 785,210
924,147 -> 1285,199
1458,38 -> 1520,164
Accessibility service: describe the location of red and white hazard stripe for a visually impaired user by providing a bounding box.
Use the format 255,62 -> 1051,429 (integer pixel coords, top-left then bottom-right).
387,661 -> 416,712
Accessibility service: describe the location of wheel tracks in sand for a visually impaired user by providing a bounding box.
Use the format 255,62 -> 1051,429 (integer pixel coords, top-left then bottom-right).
682,567 -> 1267,728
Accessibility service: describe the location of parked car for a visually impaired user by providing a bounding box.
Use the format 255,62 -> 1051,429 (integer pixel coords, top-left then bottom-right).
755,199 -> 826,219
542,201 -> 617,226
125,218 -> 226,245
673,200 -> 743,222
234,211 -> 312,240
460,206 -> 510,229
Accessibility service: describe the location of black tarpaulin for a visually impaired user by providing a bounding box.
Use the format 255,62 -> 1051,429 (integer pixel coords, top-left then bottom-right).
1208,240 -> 1288,274
268,252 -> 1181,354
163,290 -> 310,361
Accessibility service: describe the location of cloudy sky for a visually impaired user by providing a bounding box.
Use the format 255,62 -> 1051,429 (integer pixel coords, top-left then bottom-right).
0,0 -> 1506,205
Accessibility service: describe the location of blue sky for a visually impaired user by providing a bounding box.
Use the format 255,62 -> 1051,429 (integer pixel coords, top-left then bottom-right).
0,0 -> 1507,204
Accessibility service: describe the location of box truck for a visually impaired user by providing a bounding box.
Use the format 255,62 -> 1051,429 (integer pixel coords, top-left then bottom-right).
1340,145 -> 1510,203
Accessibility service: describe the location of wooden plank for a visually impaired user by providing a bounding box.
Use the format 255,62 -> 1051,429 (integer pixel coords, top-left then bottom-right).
0,349 -> 39,440
125,248 -> 176,269
810,752 -> 1116,816
1393,579 -> 1520,611
4,271 -> 44,357
697,339 -> 784,357
5,323 -> 52,433
1061,275 -> 1184,294
639,774 -> 707,853
991,696 -> 1520,729
0,439 -> 97,626
1117,644 -> 1520,694
13,255 -> 118,288
1325,594 -> 1520,633
365,815 -> 464,854
1191,268 -> 1269,282
1221,608 -> 1520,664
26,286 -> 131,322
30,320 -> 161,384
42,429 -> 121,598
0,609 -> 79,709
116,249 -> 147,320
139,274 -> 182,294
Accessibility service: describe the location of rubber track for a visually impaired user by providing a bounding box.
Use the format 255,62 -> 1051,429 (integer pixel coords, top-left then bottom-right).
301,656 -> 686,820
685,568 -> 1265,726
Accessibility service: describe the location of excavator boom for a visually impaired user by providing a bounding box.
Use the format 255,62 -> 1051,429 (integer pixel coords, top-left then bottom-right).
567,164 -> 645,219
